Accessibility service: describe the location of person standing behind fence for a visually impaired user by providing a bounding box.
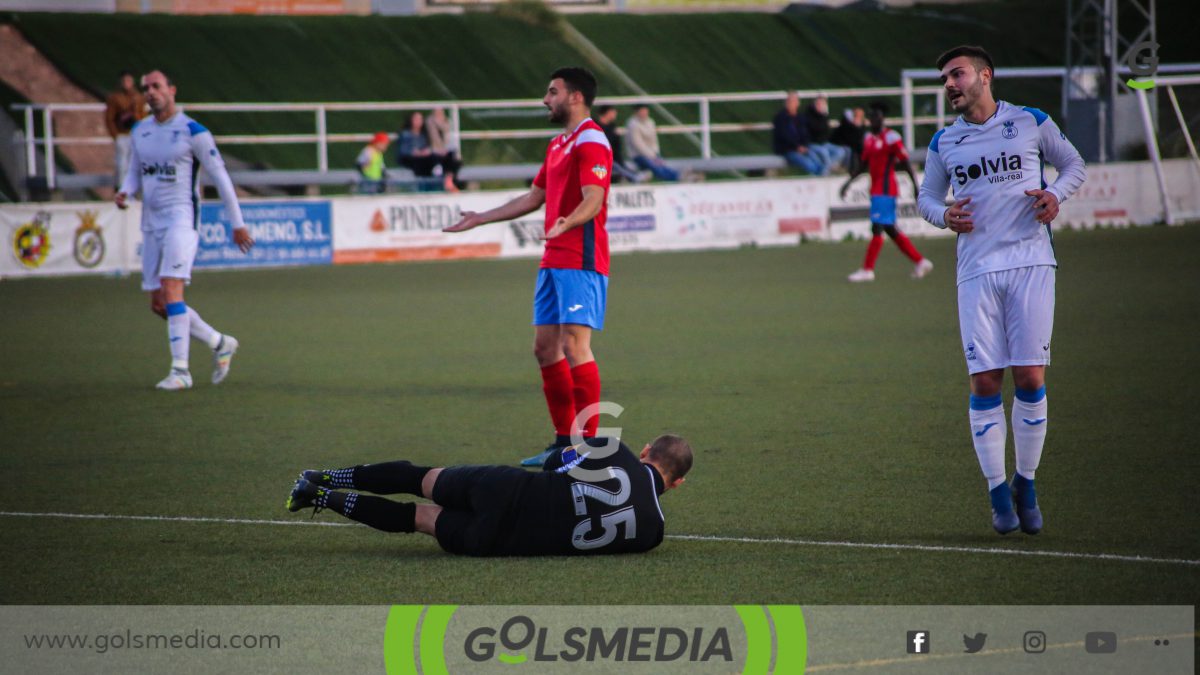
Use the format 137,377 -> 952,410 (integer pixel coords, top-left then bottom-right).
104,70 -> 147,189
831,107 -> 866,174
425,107 -> 463,191
772,91 -> 825,176
625,104 -> 679,182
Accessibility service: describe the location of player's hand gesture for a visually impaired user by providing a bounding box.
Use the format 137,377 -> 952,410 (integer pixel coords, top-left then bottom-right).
114,191 -> 129,210
541,217 -> 570,241
444,211 -> 484,233
1025,189 -> 1059,225
944,197 -> 974,233
233,227 -> 254,253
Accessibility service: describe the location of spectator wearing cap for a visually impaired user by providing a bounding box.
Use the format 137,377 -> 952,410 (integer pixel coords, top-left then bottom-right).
356,132 -> 390,194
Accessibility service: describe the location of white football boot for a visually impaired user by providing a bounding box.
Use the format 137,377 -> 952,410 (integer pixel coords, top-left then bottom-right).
912,258 -> 934,279
847,268 -> 876,283
212,335 -> 239,385
156,369 -> 193,391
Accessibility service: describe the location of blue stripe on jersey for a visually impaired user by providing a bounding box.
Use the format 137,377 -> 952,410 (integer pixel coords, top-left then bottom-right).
191,156 -> 201,229
187,120 -> 209,136
929,129 -> 946,153
1022,106 -> 1049,126
581,219 -> 595,272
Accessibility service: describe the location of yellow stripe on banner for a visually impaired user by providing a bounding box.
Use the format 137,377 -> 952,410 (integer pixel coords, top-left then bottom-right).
768,605 -> 807,674
736,605 -> 772,675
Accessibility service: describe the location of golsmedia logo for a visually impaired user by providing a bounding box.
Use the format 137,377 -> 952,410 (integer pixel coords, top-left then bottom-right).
464,615 -> 732,664
953,152 -> 1024,186
1125,41 -> 1160,90
383,605 -> 806,674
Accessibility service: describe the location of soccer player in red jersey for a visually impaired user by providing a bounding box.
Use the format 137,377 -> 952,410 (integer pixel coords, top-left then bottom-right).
840,101 -> 934,282
445,67 -> 613,467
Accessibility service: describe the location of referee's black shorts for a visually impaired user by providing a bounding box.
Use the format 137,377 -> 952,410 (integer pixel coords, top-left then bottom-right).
431,465 -> 530,556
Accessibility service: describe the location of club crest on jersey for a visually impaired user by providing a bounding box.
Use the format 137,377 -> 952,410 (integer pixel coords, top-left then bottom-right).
1001,120 -> 1018,139
591,164 -> 608,180
953,152 -> 1023,186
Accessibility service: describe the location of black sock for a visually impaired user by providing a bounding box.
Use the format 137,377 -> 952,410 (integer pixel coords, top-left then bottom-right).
327,492 -> 415,533
327,461 -> 431,495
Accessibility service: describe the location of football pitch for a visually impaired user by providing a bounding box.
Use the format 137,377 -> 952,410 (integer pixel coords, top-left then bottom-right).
1,224 -> 1197,605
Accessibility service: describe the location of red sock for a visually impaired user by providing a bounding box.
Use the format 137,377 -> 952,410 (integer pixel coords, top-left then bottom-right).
863,235 -> 884,270
540,359 -> 576,439
893,231 -> 923,263
570,361 -> 601,438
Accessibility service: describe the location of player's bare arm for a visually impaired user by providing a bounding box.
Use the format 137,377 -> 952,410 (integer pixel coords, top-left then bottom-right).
839,164 -> 867,199
444,186 -> 547,232
899,158 -> 920,197
541,185 -> 605,240
944,196 -> 974,232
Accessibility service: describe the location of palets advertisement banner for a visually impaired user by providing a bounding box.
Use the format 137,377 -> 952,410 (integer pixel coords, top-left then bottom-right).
0,203 -> 138,278
196,201 -> 332,269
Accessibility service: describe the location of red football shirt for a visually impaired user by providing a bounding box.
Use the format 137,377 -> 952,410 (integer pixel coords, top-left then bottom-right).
533,118 -> 613,275
861,127 -> 908,197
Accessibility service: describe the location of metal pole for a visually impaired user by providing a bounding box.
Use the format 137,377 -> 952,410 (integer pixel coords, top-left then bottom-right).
699,98 -> 711,159
316,106 -> 328,172
902,75 -> 914,150
1165,85 -> 1200,176
935,89 -> 945,127
42,107 -> 55,189
24,106 -> 36,178
1136,87 -> 1173,225
450,104 -> 461,159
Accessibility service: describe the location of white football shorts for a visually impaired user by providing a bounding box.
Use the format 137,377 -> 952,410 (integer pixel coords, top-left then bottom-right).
141,224 -> 199,291
957,264 -> 1055,374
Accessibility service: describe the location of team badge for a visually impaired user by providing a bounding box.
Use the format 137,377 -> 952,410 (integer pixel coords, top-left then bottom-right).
965,341 -> 977,361
12,211 -> 52,269
73,210 -> 106,268
591,164 -> 608,180
1002,120 -> 1018,139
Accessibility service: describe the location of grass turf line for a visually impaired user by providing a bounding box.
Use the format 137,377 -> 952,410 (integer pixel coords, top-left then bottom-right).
0,224 -> 1197,604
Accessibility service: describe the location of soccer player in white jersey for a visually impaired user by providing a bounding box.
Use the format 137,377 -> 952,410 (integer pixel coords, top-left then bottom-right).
917,46 -> 1086,535
115,70 -> 255,391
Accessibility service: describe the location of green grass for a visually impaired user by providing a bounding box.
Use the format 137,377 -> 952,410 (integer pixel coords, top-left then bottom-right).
1,224 -> 1198,604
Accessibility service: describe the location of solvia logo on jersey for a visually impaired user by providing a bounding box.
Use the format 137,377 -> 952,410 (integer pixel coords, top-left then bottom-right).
141,163 -> 177,179
953,152 -> 1023,186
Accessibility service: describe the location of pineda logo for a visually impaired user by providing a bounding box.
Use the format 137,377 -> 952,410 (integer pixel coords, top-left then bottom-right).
382,605 -> 806,673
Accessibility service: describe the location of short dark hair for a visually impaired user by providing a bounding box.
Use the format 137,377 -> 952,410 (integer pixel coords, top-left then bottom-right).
646,434 -> 693,483
119,70 -> 133,79
145,69 -> 175,87
936,45 -> 994,76
596,104 -> 615,116
868,101 -> 889,115
632,103 -> 649,112
550,66 -> 598,107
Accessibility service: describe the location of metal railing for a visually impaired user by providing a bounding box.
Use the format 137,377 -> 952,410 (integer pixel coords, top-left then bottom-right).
14,85 -> 951,189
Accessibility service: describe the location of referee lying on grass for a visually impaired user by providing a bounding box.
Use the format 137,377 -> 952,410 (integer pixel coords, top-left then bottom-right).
285,435 -> 691,556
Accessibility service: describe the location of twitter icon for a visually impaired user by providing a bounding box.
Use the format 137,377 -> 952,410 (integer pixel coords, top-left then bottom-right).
963,633 -> 987,653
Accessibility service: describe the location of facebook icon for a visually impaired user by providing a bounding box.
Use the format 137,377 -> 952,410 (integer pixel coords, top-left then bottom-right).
907,630 -> 931,654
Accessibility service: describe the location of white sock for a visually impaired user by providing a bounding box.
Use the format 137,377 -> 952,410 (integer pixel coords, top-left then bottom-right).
1013,387 -> 1048,480
187,307 -> 222,350
166,302 -> 190,371
969,394 -> 1007,490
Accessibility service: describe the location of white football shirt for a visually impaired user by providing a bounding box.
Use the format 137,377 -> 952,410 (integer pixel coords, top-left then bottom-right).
918,100 -> 1086,284
120,111 -> 246,233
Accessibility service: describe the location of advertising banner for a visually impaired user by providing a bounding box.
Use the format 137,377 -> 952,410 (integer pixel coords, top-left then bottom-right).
331,192 -> 511,264
0,203 -> 137,279
196,201 -> 333,269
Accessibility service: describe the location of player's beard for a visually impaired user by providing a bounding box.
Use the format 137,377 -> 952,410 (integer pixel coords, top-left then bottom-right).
950,76 -> 983,112
547,101 -> 568,125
